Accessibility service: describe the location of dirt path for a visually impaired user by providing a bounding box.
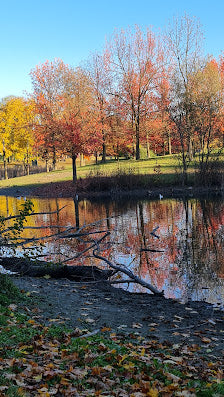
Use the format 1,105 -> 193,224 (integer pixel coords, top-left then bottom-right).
12,275 -> 224,360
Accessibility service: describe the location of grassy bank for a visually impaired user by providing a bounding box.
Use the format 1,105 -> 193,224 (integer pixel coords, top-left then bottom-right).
0,155 -> 223,194
0,275 -> 223,396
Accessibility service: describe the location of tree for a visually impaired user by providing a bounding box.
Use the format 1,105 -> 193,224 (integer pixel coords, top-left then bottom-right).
59,67 -> 98,183
187,59 -> 223,179
0,97 -> 34,178
0,97 -> 13,179
30,59 -> 73,171
108,26 -> 164,160
166,14 -> 204,183
87,53 -> 111,163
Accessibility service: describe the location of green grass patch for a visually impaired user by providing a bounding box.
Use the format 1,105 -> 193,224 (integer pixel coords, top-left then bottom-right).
0,154 -> 223,193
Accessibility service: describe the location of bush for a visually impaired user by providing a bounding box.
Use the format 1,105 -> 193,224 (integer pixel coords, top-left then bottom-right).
195,160 -> 224,187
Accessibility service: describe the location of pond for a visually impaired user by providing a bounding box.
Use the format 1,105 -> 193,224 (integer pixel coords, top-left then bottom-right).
0,195 -> 223,307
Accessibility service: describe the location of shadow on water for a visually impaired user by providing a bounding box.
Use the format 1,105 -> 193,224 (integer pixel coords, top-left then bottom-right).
0,195 -> 223,307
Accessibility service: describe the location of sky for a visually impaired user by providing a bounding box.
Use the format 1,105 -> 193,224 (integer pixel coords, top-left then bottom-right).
1,0 -> 224,99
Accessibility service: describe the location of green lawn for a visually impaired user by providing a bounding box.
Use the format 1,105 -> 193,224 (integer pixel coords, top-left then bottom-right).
0,153 -> 222,190
0,155 -> 182,189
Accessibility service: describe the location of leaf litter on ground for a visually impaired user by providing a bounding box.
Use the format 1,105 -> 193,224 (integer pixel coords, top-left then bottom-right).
0,300 -> 224,397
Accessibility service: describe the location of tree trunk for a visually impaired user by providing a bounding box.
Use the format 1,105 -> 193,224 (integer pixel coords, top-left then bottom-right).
102,141 -> 106,163
52,146 -> 56,170
72,153 -> 77,183
95,151 -> 98,165
80,153 -> 85,166
2,140 -> 8,180
46,159 -> 49,173
0,257 -> 113,281
180,131 -> 188,186
146,132 -> 150,158
135,122 -> 140,160
3,155 -> 8,180
168,133 -> 172,155
188,137 -> 193,161
25,146 -> 30,175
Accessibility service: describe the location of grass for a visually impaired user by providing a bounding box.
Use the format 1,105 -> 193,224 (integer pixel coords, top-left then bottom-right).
0,274 -> 223,396
0,153 -> 223,193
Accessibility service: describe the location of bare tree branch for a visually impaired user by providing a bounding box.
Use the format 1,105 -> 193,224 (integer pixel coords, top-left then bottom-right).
92,233 -> 164,296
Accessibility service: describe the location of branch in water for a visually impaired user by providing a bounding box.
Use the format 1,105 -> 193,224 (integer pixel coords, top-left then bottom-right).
92,233 -> 164,296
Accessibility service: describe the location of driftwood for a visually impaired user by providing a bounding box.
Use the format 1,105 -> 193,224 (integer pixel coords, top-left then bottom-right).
0,257 -> 113,281
92,232 -> 164,296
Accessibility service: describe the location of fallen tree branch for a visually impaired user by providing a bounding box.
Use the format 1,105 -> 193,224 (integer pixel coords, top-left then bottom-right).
109,279 -> 136,284
92,234 -> 164,296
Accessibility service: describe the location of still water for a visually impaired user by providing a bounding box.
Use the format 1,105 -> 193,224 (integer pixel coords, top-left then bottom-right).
0,195 -> 223,307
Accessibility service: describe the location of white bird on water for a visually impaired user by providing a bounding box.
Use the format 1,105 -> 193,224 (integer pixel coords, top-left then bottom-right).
159,194 -> 163,200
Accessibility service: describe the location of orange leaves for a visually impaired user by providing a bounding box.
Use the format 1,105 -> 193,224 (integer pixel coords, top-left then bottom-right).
1,296 -> 224,397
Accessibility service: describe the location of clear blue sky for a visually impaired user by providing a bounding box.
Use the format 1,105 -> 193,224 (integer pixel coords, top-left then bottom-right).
1,0 -> 223,99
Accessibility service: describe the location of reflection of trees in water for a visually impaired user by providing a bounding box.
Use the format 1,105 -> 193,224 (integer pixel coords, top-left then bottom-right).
176,199 -> 224,302
0,196 -> 223,304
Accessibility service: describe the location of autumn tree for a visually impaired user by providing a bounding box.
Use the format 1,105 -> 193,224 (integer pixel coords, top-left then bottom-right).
155,76 -> 174,155
0,97 -> 35,178
188,59 -> 223,179
107,96 -> 132,159
86,53 -> 111,163
107,26 -> 164,160
0,97 -> 13,179
30,59 -> 73,171
59,67 -> 98,182
166,14 -> 204,183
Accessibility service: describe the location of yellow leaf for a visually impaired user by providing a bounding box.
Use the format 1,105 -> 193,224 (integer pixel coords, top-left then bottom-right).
123,362 -> 135,370
109,349 -> 116,355
60,377 -> 70,386
27,319 -> 36,324
33,374 -> 42,382
141,348 -> 145,356
118,354 -> 128,364
101,327 -> 111,332
147,388 -> 159,397
43,274 -> 51,279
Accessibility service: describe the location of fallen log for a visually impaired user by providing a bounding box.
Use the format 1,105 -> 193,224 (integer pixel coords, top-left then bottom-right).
0,257 -> 113,281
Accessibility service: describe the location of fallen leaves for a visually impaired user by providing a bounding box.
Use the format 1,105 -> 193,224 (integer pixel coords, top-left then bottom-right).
1,300 -> 224,396
1,320 -> 223,397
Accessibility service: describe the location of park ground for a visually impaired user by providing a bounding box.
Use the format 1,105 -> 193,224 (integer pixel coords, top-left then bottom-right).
0,273 -> 223,396
0,154 -> 223,199
0,155 -> 224,396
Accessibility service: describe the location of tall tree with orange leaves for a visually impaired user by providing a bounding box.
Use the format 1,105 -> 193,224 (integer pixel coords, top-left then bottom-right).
30,59 -> 74,171
59,67 -> 98,182
107,26 -> 164,160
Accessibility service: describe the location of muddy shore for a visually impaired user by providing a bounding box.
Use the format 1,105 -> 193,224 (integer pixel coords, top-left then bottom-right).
11,275 -> 224,360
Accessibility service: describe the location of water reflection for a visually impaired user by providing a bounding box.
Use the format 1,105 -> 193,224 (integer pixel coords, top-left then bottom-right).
0,195 -> 223,307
